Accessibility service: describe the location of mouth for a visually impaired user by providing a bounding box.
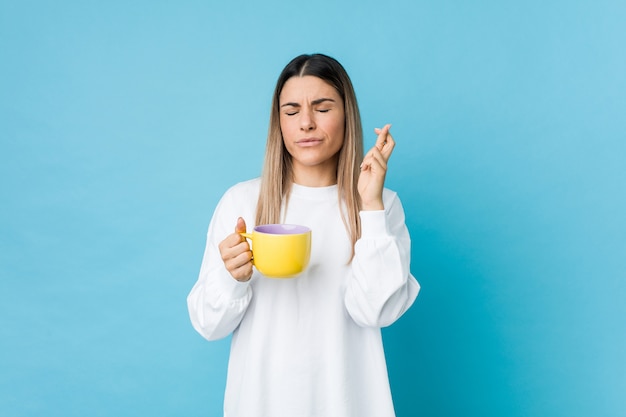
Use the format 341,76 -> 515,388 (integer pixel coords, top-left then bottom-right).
296,138 -> 323,147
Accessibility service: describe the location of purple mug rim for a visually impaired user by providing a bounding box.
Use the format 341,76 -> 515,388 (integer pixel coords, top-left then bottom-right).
253,224 -> 310,235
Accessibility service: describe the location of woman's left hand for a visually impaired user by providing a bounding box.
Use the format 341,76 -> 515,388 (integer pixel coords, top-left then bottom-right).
358,124 -> 395,211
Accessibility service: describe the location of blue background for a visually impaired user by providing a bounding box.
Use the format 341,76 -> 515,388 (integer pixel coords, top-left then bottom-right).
1,1 -> 625,416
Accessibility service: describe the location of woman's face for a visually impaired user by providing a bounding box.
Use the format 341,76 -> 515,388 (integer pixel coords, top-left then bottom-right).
279,75 -> 345,185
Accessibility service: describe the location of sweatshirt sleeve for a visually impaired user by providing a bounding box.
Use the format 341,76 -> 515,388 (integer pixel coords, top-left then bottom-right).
344,191 -> 420,328
187,185 -> 255,341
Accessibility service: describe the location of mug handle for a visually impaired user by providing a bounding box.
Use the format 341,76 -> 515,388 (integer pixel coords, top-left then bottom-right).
239,232 -> 254,265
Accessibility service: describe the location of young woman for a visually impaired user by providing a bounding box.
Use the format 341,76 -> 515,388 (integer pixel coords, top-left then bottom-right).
187,53 -> 420,417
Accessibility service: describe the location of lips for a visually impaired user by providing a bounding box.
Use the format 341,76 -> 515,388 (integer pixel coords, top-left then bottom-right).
296,138 -> 323,147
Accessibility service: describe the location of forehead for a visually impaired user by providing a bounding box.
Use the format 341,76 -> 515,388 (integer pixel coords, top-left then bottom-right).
279,75 -> 342,103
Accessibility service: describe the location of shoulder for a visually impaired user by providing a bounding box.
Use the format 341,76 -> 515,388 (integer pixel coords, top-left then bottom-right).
223,177 -> 261,197
211,178 -> 260,227
216,178 -> 261,210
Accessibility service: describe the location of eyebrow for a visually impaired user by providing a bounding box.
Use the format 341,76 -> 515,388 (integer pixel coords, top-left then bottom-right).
280,97 -> 336,108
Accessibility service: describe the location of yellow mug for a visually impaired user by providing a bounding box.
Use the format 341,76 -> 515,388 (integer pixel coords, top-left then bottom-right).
240,224 -> 312,278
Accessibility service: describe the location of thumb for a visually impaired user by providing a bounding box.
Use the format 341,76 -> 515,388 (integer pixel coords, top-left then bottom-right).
235,217 -> 247,233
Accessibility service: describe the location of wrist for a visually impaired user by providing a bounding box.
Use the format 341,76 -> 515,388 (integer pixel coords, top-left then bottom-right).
361,200 -> 384,211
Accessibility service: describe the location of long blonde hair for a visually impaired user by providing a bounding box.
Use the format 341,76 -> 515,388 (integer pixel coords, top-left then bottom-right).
256,54 -> 364,259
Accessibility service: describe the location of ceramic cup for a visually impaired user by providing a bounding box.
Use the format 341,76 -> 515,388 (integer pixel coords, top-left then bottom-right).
240,224 -> 312,278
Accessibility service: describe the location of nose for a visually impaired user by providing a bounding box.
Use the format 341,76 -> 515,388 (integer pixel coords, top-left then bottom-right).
300,108 -> 315,131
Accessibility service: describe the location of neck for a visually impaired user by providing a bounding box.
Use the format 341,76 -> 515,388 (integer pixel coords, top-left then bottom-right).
292,161 -> 338,187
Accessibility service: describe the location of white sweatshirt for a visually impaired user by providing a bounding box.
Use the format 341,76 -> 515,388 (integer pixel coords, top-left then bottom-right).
187,179 -> 420,417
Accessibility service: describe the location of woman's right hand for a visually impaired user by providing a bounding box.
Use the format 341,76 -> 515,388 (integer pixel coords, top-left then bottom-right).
218,217 -> 253,282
